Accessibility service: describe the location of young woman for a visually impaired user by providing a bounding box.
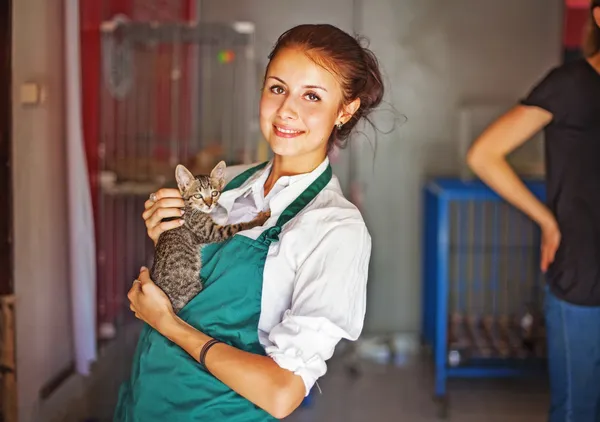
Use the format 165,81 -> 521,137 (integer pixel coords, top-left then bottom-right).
114,24 -> 384,421
466,3 -> 600,421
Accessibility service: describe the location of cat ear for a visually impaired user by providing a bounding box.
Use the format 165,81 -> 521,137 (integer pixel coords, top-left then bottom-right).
210,160 -> 226,180
175,164 -> 195,193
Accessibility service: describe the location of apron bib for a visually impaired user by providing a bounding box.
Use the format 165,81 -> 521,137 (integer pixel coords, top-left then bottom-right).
115,162 -> 332,421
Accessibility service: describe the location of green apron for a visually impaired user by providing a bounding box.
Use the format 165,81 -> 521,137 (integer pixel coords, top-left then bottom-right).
114,162 -> 332,421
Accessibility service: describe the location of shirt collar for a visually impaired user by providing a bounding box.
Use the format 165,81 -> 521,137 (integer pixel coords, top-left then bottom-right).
217,157 -> 330,216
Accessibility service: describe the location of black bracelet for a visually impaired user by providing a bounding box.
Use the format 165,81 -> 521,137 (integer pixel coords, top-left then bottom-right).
199,339 -> 222,369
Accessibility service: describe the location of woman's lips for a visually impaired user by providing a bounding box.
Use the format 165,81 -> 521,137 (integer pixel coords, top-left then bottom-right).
273,125 -> 305,138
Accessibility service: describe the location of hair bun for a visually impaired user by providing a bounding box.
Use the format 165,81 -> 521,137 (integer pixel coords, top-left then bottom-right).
359,47 -> 385,113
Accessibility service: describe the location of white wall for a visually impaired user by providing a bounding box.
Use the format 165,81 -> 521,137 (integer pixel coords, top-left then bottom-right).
12,0 -> 74,421
358,0 -> 563,334
197,0 -> 563,334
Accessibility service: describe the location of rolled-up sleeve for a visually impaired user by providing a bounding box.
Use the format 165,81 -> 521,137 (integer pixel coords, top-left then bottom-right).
265,223 -> 372,395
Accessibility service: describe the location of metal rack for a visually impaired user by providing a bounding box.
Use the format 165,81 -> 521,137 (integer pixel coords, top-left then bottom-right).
96,16 -> 260,335
421,177 -> 547,418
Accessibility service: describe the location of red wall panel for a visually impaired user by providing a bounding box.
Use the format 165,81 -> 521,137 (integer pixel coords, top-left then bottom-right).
80,0 -> 195,331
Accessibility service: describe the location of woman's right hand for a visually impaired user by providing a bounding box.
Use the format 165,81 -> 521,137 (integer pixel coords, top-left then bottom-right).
143,189 -> 185,245
539,218 -> 561,273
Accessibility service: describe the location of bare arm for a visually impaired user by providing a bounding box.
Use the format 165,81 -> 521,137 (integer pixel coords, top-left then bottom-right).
160,315 -> 305,419
129,268 -> 305,420
466,105 -> 553,226
466,104 -> 560,271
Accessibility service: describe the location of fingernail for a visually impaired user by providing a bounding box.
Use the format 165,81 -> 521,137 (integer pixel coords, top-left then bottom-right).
180,210 -> 185,215
140,266 -> 147,272
179,219 -> 185,225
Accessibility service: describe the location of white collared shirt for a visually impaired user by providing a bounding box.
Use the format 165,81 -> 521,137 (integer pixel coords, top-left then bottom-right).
213,158 -> 371,396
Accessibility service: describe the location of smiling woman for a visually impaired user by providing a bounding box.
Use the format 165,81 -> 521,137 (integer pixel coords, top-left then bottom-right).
259,24 -> 384,193
263,24 -> 383,149
116,23 -> 384,422
260,47 -> 346,172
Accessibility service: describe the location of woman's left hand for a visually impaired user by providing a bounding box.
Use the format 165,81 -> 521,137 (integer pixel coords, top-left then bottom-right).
128,267 -> 175,332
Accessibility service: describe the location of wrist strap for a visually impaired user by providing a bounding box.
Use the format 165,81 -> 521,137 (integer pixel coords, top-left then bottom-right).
199,339 -> 221,370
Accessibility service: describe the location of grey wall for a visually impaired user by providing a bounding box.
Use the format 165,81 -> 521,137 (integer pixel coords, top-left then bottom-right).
12,1 -> 74,421
197,0 -> 563,333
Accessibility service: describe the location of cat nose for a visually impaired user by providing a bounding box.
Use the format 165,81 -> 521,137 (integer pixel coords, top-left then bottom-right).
204,198 -> 213,207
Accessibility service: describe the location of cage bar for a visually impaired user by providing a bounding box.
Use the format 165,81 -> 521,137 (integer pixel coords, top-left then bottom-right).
97,15 -> 258,336
422,177 -> 546,418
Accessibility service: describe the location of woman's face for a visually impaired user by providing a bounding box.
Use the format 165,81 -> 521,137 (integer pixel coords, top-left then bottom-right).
259,47 -> 346,162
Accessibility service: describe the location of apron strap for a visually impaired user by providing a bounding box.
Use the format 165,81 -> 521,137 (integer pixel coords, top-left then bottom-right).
222,162 -> 269,193
258,164 -> 333,244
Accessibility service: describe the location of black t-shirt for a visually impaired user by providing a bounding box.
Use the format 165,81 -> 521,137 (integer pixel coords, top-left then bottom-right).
520,58 -> 600,306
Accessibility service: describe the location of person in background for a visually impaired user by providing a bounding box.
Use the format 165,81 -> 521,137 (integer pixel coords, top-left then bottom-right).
115,23 -> 384,421
466,2 -> 600,421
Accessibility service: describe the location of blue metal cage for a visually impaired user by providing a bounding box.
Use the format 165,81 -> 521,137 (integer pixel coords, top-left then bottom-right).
421,177 -> 547,417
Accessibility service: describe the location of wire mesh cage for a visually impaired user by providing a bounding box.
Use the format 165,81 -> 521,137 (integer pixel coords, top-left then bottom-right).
421,178 -> 547,418
96,15 -> 259,336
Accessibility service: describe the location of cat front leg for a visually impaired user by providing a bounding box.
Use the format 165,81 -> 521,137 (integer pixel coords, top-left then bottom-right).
205,210 -> 271,241
230,209 -> 271,231
252,210 -> 271,226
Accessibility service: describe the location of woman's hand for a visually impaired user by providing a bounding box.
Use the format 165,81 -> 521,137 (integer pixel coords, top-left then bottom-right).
127,272 -> 304,419
143,189 -> 185,245
540,219 -> 561,273
128,267 -> 175,332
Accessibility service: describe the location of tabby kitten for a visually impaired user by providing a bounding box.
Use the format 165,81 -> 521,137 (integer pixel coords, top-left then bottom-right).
151,161 -> 271,313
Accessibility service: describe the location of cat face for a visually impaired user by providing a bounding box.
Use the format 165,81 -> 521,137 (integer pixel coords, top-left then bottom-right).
175,161 -> 226,213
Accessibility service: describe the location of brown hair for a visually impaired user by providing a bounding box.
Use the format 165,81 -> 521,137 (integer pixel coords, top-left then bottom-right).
266,24 -> 385,150
583,1 -> 600,57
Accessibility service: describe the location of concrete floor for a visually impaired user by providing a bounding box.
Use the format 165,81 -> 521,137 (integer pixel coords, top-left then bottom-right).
287,360 -> 549,422
78,321 -> 550,422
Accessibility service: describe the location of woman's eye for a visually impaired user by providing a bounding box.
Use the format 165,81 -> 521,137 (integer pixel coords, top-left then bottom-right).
211,191 -> 218,197
270,85 -> 285,95
193,194 -> 202,199
305,92 -> 320,102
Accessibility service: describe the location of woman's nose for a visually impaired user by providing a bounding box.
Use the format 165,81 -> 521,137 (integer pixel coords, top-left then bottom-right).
277,96 -> 299,120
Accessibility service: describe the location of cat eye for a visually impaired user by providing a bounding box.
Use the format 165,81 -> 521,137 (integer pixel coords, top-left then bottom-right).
193,194 -> 203,200
211,191 -> 218,197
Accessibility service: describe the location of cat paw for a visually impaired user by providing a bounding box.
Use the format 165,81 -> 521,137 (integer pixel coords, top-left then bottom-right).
256,209 -> 271,224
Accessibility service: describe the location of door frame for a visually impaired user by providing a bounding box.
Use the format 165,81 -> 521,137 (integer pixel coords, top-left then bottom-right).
0,0 -> 13,296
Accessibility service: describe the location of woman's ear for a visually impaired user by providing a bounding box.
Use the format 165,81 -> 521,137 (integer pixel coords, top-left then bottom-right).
338,98 -> 361,124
